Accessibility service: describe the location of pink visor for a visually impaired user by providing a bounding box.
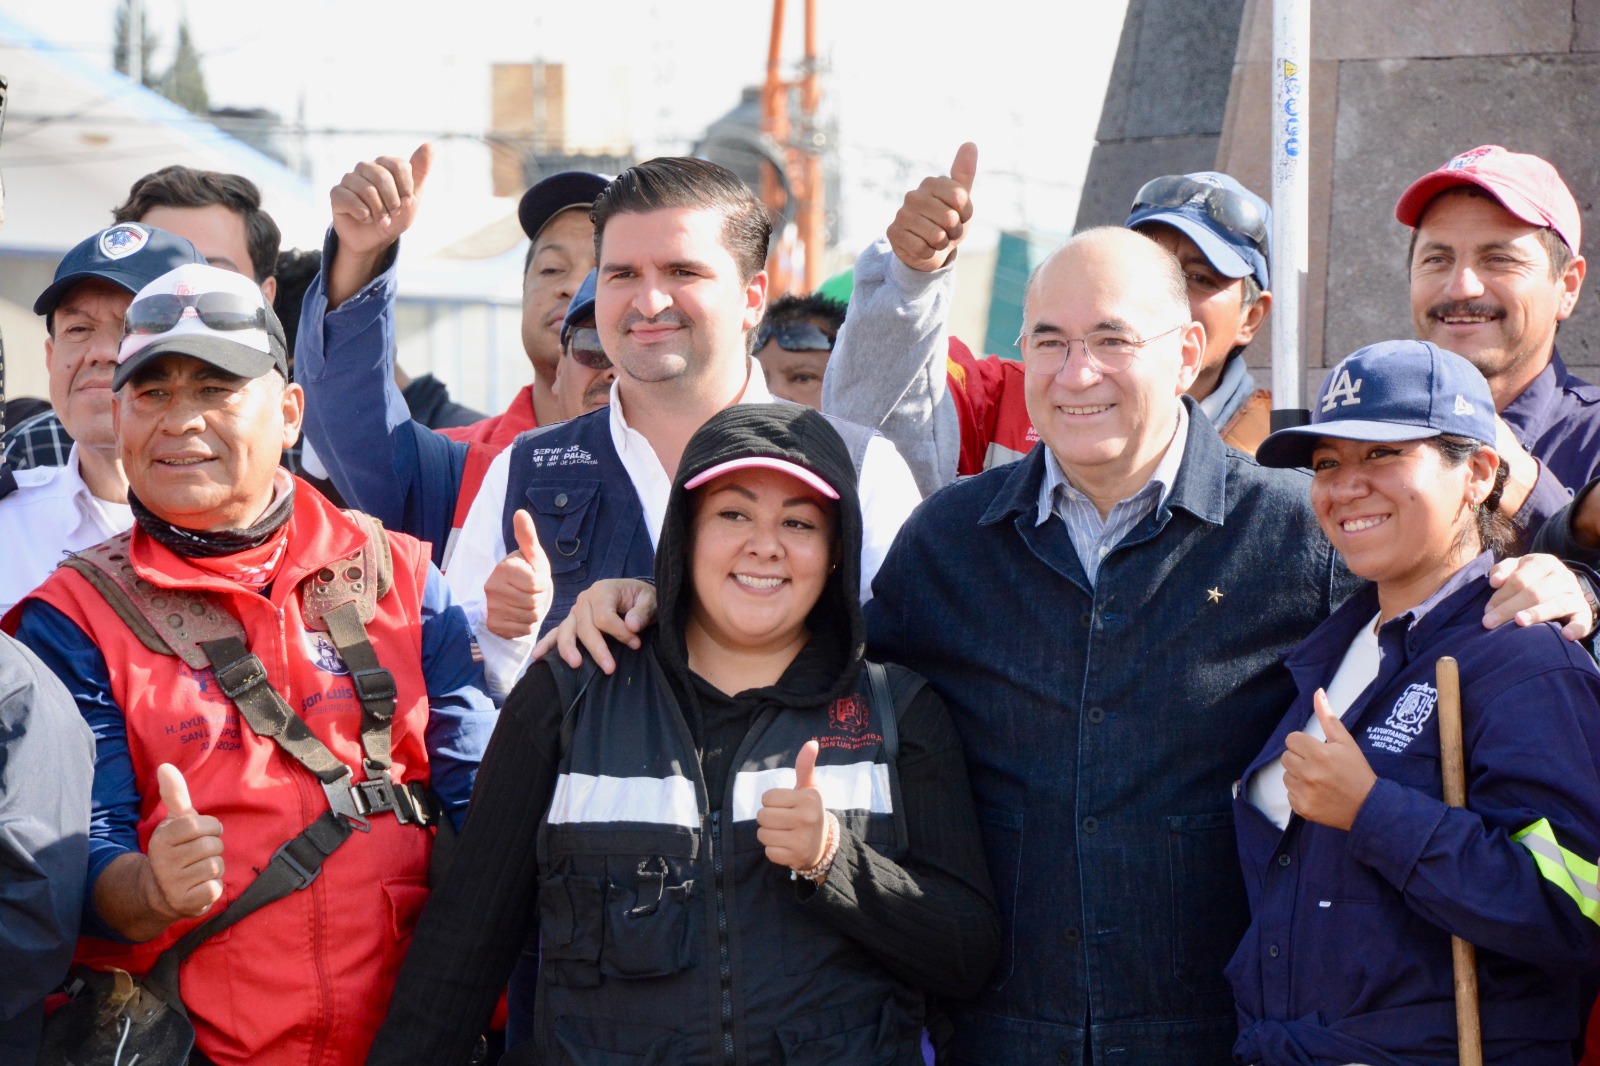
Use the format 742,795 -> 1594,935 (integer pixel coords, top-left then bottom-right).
683,457 -> 840,500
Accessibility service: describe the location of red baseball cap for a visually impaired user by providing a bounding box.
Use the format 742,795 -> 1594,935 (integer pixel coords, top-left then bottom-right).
1395,145 -> 1581,255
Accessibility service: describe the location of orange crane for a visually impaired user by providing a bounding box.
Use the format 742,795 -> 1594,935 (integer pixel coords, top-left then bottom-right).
760,0 -> 824,295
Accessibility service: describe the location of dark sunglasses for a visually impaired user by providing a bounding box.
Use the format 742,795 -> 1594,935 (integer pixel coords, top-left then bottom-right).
1132,175 -> 1269,250
124,291 -> 271,337
565,326 -> 611,371
756,321 -> 835,353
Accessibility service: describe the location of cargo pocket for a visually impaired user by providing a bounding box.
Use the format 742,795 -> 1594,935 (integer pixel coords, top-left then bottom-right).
777,998 -> 915,1065
383,875 -> 430,945
540,874 -> 604,987
599,862 -> 698,979
527,483 -> 601,575
974,804 -> 1023,991
552,1015 -> 683,1065
1168,810 -> 1247,997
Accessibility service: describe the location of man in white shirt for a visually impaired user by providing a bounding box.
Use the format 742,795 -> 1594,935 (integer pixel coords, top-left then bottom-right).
445,157 -> 922,697
0,225 -> 203,612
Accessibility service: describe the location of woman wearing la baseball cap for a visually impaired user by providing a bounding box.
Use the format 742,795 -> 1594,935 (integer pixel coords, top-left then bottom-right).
1227,340 -> 1600,1063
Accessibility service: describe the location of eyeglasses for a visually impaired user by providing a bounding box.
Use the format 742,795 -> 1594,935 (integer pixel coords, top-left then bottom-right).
1014,324 -> 1185,376
565,326 -> 611,371
755,321 -> 835,353
124,291 -> 271,338
1132,175 -> 1269,251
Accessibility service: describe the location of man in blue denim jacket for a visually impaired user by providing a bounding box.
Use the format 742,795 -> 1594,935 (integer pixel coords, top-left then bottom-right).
864,227 -> 1588,1065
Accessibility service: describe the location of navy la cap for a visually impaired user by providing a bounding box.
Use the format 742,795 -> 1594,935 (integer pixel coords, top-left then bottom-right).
1125,171 -> 1272,291
518,171 -> 611,243
561,269 -> 599,345
35,223 -> 206,316
1256,340 -> 1497,469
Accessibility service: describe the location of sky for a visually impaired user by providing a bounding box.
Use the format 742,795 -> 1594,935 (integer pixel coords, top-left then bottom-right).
3,0 -> 1131,258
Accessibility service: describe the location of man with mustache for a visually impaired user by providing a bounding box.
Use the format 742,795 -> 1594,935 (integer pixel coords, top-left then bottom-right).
1397,146 -> 1591,504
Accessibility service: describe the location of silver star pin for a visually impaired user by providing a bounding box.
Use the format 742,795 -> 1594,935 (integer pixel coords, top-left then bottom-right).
1206,587 -> 1224,604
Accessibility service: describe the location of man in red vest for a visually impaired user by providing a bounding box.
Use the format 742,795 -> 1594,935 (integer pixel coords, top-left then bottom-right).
7,263 -> 495,1066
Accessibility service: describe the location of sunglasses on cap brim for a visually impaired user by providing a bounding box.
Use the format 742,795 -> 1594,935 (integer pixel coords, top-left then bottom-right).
1132,175 -> 1269,250
755,321 -> 835,353
125,291 -> 276,339
565,326 -> 611,371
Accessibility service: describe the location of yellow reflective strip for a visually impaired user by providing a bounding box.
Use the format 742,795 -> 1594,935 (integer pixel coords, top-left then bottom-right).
1513,818 -> 1600,926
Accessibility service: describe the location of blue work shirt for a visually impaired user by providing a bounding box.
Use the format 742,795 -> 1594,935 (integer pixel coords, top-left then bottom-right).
1504,349 -> 1600,527
1230,553 -> 1600,1065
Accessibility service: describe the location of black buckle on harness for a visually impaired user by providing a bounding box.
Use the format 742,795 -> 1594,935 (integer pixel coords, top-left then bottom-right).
350,666 -> 397,705
352,771 -> 412,825
212,654 -> 268,700
270,837 -> 325,890
348,771 -> 440,829
322,771 -> 371,833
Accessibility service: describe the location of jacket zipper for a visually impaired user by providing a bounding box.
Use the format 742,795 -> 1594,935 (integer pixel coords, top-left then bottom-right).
710,810 -> 735,1063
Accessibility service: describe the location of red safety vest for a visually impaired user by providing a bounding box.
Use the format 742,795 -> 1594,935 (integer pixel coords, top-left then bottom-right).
946,337 -> 1037,477
29,483 -> 438,1066
440,384 -> 540,534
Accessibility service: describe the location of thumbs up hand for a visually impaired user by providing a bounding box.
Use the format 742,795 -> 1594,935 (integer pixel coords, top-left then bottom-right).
1283,689 -> 1378,831
144,763 -> 226,921
327,143 -> 433,305
757,741 -> 830,873
484,509 -> 555,639
331,143 -> 433,257
888,142 -> 978,273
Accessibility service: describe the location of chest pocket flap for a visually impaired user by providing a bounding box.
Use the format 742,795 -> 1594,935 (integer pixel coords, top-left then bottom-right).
526,482 -> 602,575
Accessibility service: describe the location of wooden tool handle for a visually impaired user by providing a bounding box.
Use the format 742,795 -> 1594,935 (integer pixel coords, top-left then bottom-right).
1436,656 -> 1482,1066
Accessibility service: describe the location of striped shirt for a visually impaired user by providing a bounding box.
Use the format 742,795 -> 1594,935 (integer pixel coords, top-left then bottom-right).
1036,402 -> 1190,586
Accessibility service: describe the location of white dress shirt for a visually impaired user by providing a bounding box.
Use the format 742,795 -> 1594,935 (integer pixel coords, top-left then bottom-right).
0,446 -> 133,614
447,366 -> 923,698
1246,612 -> 1382,830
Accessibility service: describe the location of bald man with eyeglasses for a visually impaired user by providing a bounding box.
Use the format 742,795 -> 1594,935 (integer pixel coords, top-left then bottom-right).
821,144 -> 1276,496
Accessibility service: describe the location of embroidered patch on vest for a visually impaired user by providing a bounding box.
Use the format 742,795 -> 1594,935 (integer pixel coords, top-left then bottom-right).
529,444 -> 598,469
828,693 -> 870,735
1364,682 -> 1437,754
302,630 -> 351,676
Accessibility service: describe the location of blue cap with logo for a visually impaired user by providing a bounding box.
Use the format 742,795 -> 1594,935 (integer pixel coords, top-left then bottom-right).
1125,171 -> 1272,291
1255,340 -> 1498,469
561,269 -> 599,346
34,223 -> 206,316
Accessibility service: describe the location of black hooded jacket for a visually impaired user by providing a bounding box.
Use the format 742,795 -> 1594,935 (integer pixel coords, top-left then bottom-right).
367,405 -> 999,1066
652,404 -> 869,806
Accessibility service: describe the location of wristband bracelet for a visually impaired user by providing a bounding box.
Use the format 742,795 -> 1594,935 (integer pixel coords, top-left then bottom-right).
791,811 -> 840,883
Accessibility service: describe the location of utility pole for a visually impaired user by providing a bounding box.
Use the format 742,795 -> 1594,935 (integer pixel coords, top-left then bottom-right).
128,0 -> 143,87
761,0 -> 826,295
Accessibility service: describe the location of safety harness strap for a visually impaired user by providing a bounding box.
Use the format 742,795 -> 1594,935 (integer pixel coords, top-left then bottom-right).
143,810 -> 354,1011
323,600 -> 398,777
